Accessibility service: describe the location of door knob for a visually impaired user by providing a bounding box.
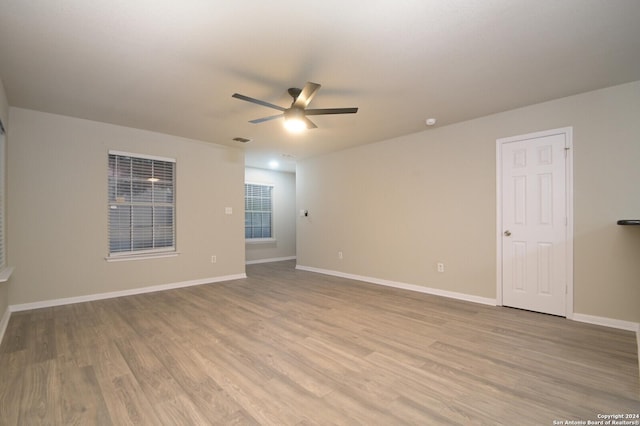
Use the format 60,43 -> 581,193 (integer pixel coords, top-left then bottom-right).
504,230 -> 511,237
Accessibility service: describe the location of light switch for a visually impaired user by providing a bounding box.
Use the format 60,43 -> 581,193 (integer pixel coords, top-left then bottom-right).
225,207 -> 233,215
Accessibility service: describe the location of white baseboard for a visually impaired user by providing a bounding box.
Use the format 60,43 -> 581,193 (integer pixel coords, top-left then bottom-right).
295,264 -> 497,306
0,306 -> 10,347
10,273 -> 247,313
295,265 -> 640,333
246,256 -> 296,265
572,313 -> 640,333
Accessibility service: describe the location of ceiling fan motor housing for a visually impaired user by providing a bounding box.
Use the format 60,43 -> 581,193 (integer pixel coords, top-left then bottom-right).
287,87 -> 302,102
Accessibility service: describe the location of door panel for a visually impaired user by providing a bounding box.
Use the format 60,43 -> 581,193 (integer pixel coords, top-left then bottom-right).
501,133 -> 567,316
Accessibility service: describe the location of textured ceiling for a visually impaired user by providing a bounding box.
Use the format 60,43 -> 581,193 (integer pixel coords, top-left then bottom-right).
1,0 -> 639,172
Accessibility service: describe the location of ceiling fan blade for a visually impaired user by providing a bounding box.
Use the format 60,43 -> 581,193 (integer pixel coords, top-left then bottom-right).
303,117 -> 318,129
232,93 -> 286,111
249,113 -> 283,124
293,82 -> 321,108
305,107 -> 358,115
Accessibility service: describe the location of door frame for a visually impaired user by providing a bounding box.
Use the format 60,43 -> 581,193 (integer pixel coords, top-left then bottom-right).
496,127 -> 574,318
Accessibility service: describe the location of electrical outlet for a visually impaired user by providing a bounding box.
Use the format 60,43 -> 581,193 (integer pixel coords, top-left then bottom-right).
437,262 -> 444,273
338,251 -> 343,260
211,255 -> 217,264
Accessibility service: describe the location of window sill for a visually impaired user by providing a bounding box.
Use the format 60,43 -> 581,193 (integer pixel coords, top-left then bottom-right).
0,266 -> 14,283
245,238 -> 276,245
105,252 -> 180,262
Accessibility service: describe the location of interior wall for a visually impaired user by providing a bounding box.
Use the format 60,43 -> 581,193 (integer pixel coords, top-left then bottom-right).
297,81 -> 640,324
0,77 -> 8,126
7,107 -> 246,306
0,77 -> 9,319
245,167 -> 296,263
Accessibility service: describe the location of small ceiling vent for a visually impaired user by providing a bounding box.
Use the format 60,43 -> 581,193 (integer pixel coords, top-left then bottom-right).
232,137 -> 252,143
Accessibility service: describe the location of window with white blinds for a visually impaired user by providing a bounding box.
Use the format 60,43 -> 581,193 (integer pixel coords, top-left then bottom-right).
245,183 -> 273,240
108,151 -> 176,257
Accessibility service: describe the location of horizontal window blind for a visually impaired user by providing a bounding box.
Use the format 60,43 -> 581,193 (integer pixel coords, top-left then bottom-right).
245,183 -> 273,239
108,152 -> 176,256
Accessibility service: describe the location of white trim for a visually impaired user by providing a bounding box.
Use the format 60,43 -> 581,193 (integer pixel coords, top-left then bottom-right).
0,266 -> 14,282
246,256 -> 296,265
245,238 -> 277,245
496,127 -> 574,317
105,252 -> 179,262
10,273 -> 247,312
496,135 -> 504,306
295,264 -> 497,306
572,313 -> 640,333
0,131 -> 6,270
637,331 -> 640,380
108,149 -> 176,163
245,181 -> 274,187
0,305 -> 10,347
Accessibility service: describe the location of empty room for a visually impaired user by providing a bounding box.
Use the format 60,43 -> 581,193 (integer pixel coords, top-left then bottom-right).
0,1 -> 639,424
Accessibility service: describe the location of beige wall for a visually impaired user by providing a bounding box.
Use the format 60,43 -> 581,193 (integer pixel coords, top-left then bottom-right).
245,167 -> 296,263
0,77 -> 9,319
0,77 -> 8,126
7,108 -> 246,305
297,81 -> 640,324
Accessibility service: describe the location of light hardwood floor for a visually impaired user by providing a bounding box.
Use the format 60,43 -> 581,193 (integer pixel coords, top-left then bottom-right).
1,260 -> 638,425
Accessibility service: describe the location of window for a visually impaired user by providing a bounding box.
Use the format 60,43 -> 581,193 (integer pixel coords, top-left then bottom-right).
108,151 -> 175,257
245,183 -> 273,240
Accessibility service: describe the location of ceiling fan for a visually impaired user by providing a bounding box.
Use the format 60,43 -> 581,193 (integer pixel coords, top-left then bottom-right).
232,82 -> 358,132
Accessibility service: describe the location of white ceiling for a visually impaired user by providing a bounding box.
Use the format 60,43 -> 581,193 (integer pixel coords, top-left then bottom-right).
1,1 -> 639,172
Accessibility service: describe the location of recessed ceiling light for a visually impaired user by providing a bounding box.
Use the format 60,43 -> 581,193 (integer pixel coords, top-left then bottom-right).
426,118 -> 437,126
269,160 -> 280,169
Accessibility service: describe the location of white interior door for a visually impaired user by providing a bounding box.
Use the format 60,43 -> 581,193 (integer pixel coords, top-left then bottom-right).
499,131 -> 570,316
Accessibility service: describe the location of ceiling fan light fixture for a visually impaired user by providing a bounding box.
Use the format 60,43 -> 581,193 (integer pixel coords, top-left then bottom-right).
283,108 -> 306,132
284,118 -> 306,132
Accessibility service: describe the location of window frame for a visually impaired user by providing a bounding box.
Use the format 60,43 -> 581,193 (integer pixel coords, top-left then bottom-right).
107,150 -> 177,260
244,182 -> 275,243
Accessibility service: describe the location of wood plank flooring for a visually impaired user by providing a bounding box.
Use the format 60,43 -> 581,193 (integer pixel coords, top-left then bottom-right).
1,260 -> 638,425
